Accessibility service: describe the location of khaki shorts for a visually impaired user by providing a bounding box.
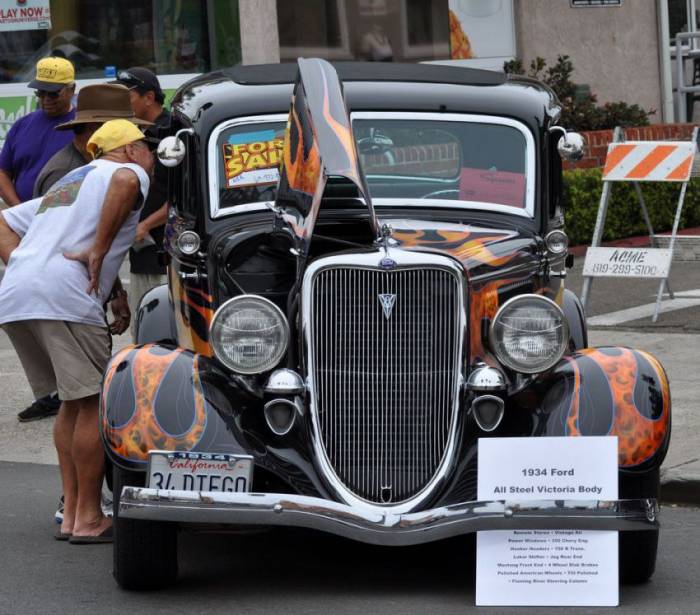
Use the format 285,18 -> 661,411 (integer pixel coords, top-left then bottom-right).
2,320 -> 111,401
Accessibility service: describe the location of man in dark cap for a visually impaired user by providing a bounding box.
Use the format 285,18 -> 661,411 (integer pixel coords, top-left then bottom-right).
112,68 -> 172,337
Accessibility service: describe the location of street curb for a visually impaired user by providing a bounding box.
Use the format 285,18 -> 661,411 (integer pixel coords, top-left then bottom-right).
660,472 -> 700,506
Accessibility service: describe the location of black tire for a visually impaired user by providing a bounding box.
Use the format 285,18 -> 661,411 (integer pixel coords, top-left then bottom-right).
619,468 -> 659,584
112,465 -> 178,590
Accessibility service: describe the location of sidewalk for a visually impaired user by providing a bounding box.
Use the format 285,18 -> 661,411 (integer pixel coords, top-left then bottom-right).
588,331 -> 700,506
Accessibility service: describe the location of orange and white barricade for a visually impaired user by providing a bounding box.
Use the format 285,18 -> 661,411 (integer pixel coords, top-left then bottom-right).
581,126 -> 699,322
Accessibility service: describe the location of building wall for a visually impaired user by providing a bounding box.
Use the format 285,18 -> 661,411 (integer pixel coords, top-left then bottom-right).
514,0 -> 662,123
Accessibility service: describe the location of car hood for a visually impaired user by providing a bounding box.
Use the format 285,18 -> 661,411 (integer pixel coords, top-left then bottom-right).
385,218 -> 540,280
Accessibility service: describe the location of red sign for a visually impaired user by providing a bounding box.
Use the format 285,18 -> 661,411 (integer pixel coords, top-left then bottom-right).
459,167 -> 526,209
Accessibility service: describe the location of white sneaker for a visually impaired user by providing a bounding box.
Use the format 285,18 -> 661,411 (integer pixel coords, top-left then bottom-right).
54,495 -> 64,525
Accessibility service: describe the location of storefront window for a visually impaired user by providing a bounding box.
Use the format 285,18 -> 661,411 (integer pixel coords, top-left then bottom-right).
0,0 -> 241,84
277,0 -> 449,62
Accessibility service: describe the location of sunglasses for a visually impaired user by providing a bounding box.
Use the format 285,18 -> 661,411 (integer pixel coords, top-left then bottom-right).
117,70 -> 147,89
35,88 -> 64,99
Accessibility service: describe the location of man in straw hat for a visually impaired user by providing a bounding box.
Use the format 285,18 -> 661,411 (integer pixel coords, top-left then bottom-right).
0,119 -> 155,543
14,84 -> 153,425
34,83 -> 152,198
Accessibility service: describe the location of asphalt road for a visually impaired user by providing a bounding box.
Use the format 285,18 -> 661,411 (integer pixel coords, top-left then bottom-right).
0,461 -> 697,615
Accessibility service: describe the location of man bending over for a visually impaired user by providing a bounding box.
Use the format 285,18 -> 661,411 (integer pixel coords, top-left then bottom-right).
0,120 -> 154,543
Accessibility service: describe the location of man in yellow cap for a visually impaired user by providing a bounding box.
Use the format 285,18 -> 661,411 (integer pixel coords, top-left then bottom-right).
0,119 -> 154,543
0,57 -> 76,206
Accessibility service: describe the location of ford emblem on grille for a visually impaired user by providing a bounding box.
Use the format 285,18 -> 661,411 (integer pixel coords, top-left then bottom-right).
379,257 -> 396,269
378,293 -> 397,319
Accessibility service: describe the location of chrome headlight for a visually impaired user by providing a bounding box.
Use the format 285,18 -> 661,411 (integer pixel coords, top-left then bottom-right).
489,295 -> 569,374
210,295 -> 289,374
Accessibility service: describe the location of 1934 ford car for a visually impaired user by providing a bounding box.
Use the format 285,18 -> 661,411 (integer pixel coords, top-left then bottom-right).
100,59 -> 670,590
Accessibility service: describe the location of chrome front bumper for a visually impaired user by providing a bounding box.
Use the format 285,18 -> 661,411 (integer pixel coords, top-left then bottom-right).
120,488 -> 659,546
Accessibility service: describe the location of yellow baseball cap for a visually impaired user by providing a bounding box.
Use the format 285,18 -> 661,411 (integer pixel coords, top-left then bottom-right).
29,57 -> 75,92
87,119 -> 148,158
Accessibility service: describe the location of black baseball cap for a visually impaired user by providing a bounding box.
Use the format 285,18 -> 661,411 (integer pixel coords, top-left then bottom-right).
111,67 -> 164,101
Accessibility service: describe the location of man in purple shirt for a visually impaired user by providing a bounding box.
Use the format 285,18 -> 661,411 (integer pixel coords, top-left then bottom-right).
0,57 -> 76,205
0,57 -> 76,423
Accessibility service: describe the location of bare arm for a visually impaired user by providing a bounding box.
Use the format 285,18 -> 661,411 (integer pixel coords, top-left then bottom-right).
0,214 -> 20,264
135,202 -> 168,242
64,168 -> 141,296
0,169 -> 20,207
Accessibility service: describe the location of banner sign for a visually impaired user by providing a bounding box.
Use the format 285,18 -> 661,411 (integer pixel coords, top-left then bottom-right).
0,1 -> 51,31
476,436 -> 618,607
222,129 -> 284,189
583,247 -> 672,278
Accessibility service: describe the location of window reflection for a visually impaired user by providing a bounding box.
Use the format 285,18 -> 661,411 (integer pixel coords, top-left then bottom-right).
0,0 -> 241,84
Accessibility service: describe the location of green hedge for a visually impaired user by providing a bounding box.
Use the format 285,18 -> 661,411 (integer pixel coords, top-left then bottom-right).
563,168 -> 700,246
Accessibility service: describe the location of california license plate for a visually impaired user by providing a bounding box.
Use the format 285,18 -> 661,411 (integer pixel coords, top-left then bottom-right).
147,451 -> 253,493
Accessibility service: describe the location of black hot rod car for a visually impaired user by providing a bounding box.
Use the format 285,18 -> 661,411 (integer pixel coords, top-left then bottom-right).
100,59 -> 670,590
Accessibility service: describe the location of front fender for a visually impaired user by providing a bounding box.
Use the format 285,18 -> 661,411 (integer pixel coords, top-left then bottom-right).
99,344 -> 253,470
521,347 -> 671,471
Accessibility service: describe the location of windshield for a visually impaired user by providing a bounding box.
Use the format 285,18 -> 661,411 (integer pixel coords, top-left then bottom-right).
210,113 -> 534,218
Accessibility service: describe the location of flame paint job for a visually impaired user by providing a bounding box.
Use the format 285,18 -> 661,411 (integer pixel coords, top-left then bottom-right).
169,267 -> 214,357
390,219 -> 544,361
276,58 -> 379,252
101,345 -> 208,461
538,347 -> 671,468
101,344 -> 257,466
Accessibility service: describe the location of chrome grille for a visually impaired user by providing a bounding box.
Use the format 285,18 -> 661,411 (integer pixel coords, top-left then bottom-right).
310,265 -> 462,505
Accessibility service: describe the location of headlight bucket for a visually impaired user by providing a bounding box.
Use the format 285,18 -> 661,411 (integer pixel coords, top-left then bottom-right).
489,294 -> 569,374
210,295 -> 290,375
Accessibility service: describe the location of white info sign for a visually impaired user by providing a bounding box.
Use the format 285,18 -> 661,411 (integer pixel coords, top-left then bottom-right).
476,436 -> 618,607
583,246 -> 672,279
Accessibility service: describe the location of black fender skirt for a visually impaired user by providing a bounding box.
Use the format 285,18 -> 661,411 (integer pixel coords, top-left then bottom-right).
521,346 -> 671,472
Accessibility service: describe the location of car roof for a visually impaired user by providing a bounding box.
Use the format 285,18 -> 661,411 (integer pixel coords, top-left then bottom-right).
225,61 -> 508,87
172,61 -> 560,140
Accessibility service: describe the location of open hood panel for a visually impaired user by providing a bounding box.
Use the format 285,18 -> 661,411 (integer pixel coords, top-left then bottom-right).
275,58 -> 379,253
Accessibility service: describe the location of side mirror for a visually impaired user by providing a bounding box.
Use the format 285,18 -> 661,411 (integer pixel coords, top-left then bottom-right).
157,136 -> 186,168
156,128 -> 194,168
555,131 -> 586,162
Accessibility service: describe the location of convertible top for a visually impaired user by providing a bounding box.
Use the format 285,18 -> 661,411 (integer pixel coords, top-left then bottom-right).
225,61 -> 507,87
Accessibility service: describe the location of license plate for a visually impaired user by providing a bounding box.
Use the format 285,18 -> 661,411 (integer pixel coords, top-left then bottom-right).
147,451 -> 253,493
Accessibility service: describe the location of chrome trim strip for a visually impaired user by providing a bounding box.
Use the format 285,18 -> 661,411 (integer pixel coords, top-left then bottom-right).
207,111 -> 536,219
120,488 -> 659,547
301,248 -> 467,514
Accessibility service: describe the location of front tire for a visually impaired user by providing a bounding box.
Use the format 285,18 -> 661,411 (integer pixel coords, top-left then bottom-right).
619,468 -> 659,584
112,465 -> 178,590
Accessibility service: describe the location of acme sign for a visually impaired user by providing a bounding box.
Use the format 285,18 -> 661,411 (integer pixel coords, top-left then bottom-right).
0,0 -> 51,31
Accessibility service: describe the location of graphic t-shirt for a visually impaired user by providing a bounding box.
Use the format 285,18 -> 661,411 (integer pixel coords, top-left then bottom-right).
0,159 -> 150,327
0,108 -> 75,202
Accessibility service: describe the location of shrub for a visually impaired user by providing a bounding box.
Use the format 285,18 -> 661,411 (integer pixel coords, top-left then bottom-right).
504,55 -> 655,131
563,168 -> 700,245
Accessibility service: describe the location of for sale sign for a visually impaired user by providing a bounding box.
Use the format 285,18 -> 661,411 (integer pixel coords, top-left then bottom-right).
583,247 -> 672,278
0,0 -> 50,31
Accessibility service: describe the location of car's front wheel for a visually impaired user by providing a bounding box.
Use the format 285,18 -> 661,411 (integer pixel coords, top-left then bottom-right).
619,468 -> 659,584
112,465 -> 178,590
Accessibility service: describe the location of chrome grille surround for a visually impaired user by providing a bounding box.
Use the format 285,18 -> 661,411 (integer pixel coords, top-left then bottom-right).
302,248 -> 466,514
